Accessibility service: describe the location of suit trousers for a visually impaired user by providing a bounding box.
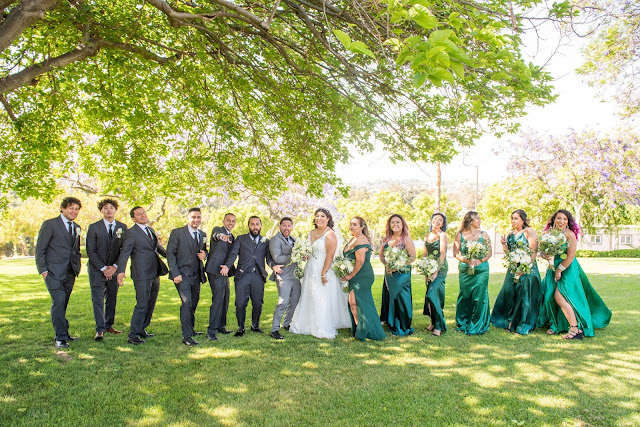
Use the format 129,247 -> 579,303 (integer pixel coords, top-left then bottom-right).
207,273 -> 230,334
129,277 -> 160,339
271,278 -> 301,332
89,274 -> 119,332
234,270 -> 265,329
45,269 -> 76,341
175,278 -> 201,339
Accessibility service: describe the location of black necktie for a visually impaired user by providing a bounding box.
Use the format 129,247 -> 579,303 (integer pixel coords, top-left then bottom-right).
145,227 -> 153,241
108,223 -> 113,238
193,231 -> 199,245
67,221 -> 73,238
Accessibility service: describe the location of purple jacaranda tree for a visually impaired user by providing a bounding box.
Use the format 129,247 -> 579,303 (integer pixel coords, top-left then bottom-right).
505,130 -> 640,233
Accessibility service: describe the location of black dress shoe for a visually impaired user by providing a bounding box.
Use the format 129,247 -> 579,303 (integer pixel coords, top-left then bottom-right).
270,331 -> 284,340
283,325 -> 290,331
234,329 -> 245,337
55,340 -> 69,348
67,336 -> 79,342
183,337 -> 199,346
192,331 -> 204,336
219,328 -> 233,335
127,337 -> 145,345
251,327 -> 264,333
139,330 -> 155,338
207,333 -> 219,341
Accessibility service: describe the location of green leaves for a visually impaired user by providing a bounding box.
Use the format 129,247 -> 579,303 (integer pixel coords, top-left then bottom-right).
333,30 -> 376,59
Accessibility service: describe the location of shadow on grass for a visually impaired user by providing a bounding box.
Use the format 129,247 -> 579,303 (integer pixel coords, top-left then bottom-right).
0,260 -> 639,425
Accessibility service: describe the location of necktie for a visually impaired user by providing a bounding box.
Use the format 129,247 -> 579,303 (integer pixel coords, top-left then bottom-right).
193,231 -> 199,245
67,221 -> 73,238
108,223 -> 113,238
254,236 -> 259,245
145,227 -> 153,241
286,236 -> 292,246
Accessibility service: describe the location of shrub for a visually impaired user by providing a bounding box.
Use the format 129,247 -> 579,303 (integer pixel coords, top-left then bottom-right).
576,249 -> 640,258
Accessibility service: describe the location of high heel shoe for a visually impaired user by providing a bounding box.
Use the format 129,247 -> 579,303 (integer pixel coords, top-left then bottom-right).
563,326 -> 583,340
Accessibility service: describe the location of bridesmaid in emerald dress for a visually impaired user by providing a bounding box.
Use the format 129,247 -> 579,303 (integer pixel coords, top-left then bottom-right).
379,214 -> 416,336
423,213 -> 448,336
453,211 -> 492,335
539,210 -> 612,339
490,209 -> 543,335
341,217 -> 386,341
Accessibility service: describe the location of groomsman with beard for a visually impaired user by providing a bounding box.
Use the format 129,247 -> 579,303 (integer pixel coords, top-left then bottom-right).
269,217 -> 301,340
35,196 -> 83,348
116,206 -> 168,345
221,216 -> 273,336
86,198 -> 128,341
166,208 -> 208,346
204,213 -> 236,341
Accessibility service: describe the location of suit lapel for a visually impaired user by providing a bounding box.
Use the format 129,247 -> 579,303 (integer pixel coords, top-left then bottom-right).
57,217 -> 73,246
184,226 -> 197,253
99,220 -> 111,242
134,225 -> 156,249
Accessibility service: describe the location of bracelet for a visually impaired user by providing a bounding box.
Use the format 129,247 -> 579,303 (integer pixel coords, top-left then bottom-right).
557,265 -> 566,272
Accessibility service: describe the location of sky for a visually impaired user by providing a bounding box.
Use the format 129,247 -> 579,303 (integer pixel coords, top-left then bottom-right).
336,27 -> 626,187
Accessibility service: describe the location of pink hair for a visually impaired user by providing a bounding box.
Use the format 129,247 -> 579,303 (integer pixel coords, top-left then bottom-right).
382,214 -> 410,249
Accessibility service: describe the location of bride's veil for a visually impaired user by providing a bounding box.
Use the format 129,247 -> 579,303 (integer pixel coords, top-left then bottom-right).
331,224 -> 345,260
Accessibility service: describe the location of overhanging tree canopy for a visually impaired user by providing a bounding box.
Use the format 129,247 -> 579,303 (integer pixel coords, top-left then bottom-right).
0,0 -> 555,205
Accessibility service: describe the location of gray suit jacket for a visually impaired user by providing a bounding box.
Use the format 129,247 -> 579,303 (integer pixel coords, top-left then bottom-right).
116,225 -> 167,281
166,225 -> 208,283
86,219 -> 128,278
268,232 -> 298,282
224,233 -> 272,283
35,216 -> 82,279
204,226 -> 235,277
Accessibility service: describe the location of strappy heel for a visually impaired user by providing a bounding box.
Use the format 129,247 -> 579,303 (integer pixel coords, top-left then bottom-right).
563,326 -> 583,340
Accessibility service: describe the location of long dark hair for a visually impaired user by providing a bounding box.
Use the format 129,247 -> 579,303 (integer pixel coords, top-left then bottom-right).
352,216 -> 371,243
313,208 -> 334,229
458,211 -> 479,234
544,209 -> 581,238
511,209 -> 530,229
383,214 -> 410,248
429,212 -> 448,232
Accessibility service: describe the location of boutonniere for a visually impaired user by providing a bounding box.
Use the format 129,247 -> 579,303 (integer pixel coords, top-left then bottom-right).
116,228 -> 123,238
76,226 -> 81,236
260,237 -> 267,244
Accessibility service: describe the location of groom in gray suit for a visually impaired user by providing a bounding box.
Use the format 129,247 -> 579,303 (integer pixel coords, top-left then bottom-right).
221,216 -> 273,336
35,197 -> 83,348
116,206 -> 167,344
166,208 -> 208,346
269,217 -> 301,340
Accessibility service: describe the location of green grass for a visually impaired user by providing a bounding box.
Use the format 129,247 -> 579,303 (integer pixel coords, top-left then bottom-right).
0,257 -> 639,426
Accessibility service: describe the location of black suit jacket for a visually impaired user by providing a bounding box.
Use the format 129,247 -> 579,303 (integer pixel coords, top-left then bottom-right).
35,216 -> 81,279
166,225 -> 208,283
86,219 -> 128,278
204,226 -> 235,277
224,233 -> 273,283
116,224 -> 167,281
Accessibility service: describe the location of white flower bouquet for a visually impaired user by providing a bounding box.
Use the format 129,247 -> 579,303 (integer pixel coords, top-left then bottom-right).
465,240 -> 490,275
503,240 -> 533,282
332,254 -> 354,293
538,229 -> 568,271
383,246 -> 411,273
415,256 -> 440,281
288,238 -> 313,279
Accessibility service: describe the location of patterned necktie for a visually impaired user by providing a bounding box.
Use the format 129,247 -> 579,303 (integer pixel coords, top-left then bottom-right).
145,227 -> 153,241
108,223 -> 113,238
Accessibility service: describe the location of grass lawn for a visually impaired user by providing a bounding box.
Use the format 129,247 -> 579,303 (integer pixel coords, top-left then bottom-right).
0,257 -> 638,426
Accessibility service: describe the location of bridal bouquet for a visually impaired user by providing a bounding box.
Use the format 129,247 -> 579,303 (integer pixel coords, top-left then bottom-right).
503,240 -> 533,282
288,239 -> 313,279
383,246 -> 411,273
465,240 -> 490,275
332,255 -> 353,293
414,255 -> 441,282
538,229 -> 568,271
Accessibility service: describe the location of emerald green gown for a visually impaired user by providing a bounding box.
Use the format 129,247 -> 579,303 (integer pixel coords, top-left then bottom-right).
539,245 -> 611,337
344,245 -> 386,341
383,243 -> 415,336
490,231 -> 542,334
423,239 -> 448,332
455,234 -> 490,335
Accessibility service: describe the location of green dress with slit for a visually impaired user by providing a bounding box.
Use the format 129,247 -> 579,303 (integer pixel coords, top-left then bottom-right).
423,239 -> 448,332
383,243 -> 415,336
455,234 -> 490,335
344,244 -> 386,341
490,231 -> 542,334
539,243 -> 611,336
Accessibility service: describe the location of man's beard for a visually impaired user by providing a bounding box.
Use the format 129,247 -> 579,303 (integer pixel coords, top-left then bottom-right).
250,230 -> 260,238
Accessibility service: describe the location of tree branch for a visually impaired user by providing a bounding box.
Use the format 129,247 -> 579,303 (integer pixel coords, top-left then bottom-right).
0,94 -> 17,120
0,0 -> 59,54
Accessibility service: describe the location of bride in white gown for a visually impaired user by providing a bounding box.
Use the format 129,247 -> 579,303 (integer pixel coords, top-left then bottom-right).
290,208 -> 351,338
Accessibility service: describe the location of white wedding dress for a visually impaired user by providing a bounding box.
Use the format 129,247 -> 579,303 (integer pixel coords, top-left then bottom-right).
289,231 -> 351,338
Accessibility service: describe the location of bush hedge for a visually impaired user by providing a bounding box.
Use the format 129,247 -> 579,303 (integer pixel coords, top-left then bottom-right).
576,249 -> 640,258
